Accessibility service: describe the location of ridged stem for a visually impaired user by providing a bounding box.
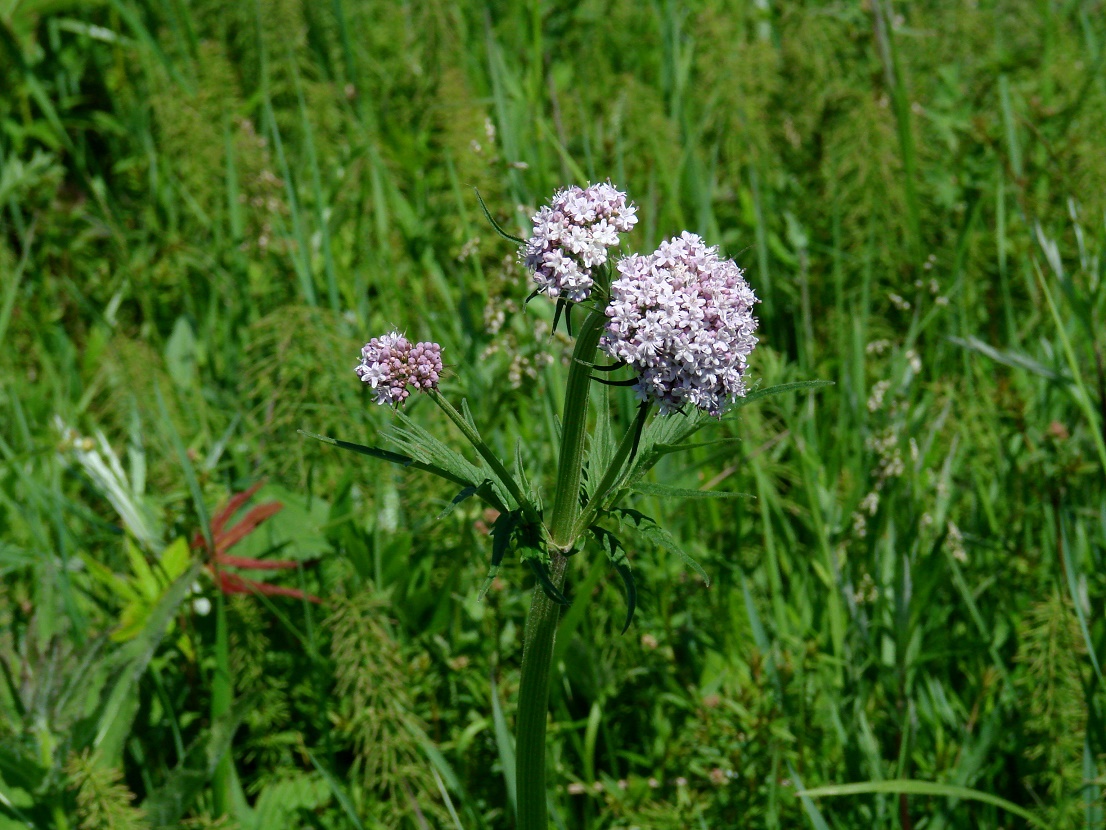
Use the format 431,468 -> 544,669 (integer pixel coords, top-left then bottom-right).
515,549 -> 567,829
547,308 -> 606,549
516,305 -> 604,829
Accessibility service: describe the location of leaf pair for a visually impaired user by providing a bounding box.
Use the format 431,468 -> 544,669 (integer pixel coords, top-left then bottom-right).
478,510 -> 569,606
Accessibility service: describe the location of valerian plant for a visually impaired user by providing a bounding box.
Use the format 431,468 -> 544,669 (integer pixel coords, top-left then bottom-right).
302,182 -> 827,829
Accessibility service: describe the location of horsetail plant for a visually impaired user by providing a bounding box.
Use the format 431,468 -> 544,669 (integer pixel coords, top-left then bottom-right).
303,182 -> 824,828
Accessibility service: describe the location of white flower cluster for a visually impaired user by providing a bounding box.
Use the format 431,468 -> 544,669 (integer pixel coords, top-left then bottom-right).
521,182 -> 638,302
601,232 -> 758,416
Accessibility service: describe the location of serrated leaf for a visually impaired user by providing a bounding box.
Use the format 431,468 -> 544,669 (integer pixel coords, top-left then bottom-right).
608,507 -> 710,585
653,437 -> 744,455
437,484 -> 480,520
299,430 -> 466,485
607,505 -> 655,531
619,412 -> 706,493
620,381 -> 833,491
720,379 -> 834,419
392,409 -> 523,516
611,559 -> 637,634
590,525 -> 626,564
574,403 -> 652,538
632,482 -> 753,500
590,526 -> 636,633
491,511 -> 521,566
642,523 -> 709,584
391,413 -> 488,482
479,510 -> 522,599
299,429 -> 507,513
528,557 -> 570,605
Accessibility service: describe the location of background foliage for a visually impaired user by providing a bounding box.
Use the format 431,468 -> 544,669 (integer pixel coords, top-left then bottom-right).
2,0 -> 1105,827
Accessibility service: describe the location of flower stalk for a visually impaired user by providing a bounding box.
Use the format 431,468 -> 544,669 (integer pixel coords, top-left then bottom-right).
516,305 -> 604,829
515,548 -> 567,829
547,308 -> 607,550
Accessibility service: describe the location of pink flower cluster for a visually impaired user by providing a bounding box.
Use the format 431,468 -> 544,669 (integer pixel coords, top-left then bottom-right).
601,232 -> 758,417
355,332 -> 443,406
521,182 -> 638,302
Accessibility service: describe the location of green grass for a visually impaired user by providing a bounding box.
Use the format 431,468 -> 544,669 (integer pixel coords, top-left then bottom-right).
2,0 -> 1105,827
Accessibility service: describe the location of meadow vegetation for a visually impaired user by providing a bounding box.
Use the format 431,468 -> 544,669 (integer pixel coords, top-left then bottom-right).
1,0 -> 1105,827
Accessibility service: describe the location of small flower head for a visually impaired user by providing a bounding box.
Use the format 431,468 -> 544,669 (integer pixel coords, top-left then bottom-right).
521,182 -> 638,302
601,232 -> 758,417
355,332 -> 443,405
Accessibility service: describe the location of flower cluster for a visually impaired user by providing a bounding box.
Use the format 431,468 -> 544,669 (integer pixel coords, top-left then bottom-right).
355,332 -> 443,405
601,232 -> 758,416
521,182 -> 638,302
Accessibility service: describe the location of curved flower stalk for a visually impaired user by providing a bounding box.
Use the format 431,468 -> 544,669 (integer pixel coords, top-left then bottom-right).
301,181 -> 827,830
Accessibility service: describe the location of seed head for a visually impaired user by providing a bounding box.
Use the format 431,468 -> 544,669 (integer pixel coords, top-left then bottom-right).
521,182 -> 638,302
601,232 -> 758,417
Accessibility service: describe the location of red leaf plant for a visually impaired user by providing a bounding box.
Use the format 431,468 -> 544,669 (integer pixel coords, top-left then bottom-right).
191,480 -> 321,603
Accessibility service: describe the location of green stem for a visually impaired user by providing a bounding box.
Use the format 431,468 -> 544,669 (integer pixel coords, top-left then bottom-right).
548,308 -> 606,549
516,305 -> 605,829
516,549 -> 567,830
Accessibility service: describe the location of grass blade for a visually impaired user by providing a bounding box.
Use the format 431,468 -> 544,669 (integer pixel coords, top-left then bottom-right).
490,677 -> 517,818
796,780 -> 1049,829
